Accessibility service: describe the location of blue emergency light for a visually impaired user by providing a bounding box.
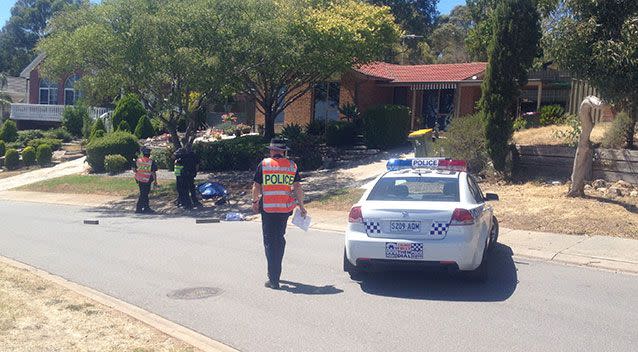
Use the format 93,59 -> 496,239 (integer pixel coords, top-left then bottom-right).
386,158 -> 467,172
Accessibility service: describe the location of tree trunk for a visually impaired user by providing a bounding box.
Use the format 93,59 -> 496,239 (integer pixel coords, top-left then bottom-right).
568,96 -> 601,197
263,109 -> 275,141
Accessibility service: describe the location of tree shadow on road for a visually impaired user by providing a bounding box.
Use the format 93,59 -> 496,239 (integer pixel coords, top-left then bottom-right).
355,243 -> 518,302
279,280 -> 344,295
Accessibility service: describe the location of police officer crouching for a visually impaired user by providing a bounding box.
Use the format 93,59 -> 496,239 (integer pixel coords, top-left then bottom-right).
134,147 -> 158,214
252,138 -> 306,289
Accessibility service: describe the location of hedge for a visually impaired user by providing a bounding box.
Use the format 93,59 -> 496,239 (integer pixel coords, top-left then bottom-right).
21,146 -> 36,165
0,140 -> 5,156
86,131 -> 140,173
288,133 -> 323,171
28,138 -> 63,151
151,147 -> 174,171
104,154 -> 130,174
326,121 -> 357,147
36,144 -> 53,166
4,149 -> 20,170
62,105 -> 88,137
134,115 -> 155,139
43,128 -> 73,142
0,120 -> 18,142
193,135 -> 267,171
363,105 -> 411,149
112,94 -> 146,133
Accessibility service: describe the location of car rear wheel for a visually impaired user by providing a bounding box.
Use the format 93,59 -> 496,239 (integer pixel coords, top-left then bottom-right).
488,216 -> 499,252
343,249 -> 364,280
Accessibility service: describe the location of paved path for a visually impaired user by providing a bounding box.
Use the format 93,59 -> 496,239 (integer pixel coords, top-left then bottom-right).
0,156 -> 87,191
1,200 -> 636,352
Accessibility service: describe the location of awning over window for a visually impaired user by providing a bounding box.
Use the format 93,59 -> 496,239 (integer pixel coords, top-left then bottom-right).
410,83 -> 457,90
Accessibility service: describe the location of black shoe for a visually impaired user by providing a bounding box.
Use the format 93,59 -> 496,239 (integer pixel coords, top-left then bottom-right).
264,280 -> 280,289
135,209 -> 143,214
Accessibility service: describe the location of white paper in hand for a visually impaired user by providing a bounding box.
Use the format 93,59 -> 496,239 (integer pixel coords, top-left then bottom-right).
292,209 -> 311,232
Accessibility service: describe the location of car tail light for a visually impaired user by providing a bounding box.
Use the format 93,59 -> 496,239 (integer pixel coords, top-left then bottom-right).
450,208 -> 474,225
348,206 -> 363,223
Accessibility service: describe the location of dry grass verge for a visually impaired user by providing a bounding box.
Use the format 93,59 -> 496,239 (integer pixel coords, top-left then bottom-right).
512,122 -> 623,146
0,260 -> 196,352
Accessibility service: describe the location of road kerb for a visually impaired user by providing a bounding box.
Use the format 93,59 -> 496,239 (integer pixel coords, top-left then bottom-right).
0,255 -> 240,352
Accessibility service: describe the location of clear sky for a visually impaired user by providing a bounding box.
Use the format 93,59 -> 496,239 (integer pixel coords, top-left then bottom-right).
0,0 -> 466,28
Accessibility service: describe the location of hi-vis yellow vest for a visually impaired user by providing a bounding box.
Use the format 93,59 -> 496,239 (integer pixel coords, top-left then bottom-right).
261,157 -> 297,213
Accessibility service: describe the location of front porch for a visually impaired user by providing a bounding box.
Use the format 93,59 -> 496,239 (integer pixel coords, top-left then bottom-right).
10,103 -> 111,124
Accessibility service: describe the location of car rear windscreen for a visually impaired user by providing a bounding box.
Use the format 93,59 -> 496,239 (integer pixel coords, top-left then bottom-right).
367,177 -> 460,202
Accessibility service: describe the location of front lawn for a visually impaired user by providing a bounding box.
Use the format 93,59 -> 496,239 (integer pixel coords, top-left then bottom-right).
17,175 -> 175,197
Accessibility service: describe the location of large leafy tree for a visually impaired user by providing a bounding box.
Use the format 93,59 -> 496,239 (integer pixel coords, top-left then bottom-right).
227,0 -> 400,139
368,0 -> 438,36
430,6 -> 472,63
0,0 -> 85,76
547,0 -> 638,149
38,0 -> 239,148
479,0 -> 541,174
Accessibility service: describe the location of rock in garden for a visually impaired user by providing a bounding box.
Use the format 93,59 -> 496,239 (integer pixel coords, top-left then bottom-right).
630,190 -> 638,197
584,184 -> 592,190
596,187 -> 607,193
592,179 -> 607,188
615,180 -> 633,189
606,187 -> 622,196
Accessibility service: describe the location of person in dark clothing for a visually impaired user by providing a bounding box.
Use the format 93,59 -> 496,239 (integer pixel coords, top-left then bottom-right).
134,147 -> 158,214
174,150 -> 191,209
252,138 -> 306,289
181,148 -> 202,208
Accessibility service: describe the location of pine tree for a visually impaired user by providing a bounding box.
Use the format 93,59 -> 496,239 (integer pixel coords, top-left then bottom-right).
134,115 -> 155,139
479,0 -> 540,174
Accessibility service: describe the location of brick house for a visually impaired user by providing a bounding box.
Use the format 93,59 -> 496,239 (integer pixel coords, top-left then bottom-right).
10,54 -> 109,129
255,61 -> 580,131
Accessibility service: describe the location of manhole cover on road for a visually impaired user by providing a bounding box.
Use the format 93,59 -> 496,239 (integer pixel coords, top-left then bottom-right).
167,287 -> 221,300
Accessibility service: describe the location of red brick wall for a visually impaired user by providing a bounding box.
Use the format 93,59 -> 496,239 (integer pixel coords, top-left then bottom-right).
29,68 -> 74,105
458,85 -> 482,117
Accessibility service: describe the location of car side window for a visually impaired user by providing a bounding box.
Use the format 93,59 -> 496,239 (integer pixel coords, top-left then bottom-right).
467,177 -> 483,203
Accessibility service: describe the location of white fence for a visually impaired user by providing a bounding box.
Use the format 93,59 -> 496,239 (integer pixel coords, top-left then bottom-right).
10,103 -> 111,122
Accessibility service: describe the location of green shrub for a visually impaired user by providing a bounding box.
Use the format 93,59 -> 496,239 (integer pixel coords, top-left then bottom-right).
36,144 -> 53,166
17,129 -> 45,145
539,105 -> 565,126
602,112 -> 635,149
193,135 -> 267,171
43,128 -> 73,142
513,116 -> 528,131
117,120 -> 132,132
21,146 -> 36,165
0,140 -> 4,156
82,114 -> 93,139
363,105 -> 411,149
86,131 -> 140,173
112,94 -> 146,132
91,118 -> 107,140
3,148 -> 20,170
92,129 -> 106,140
28,138 -> 62,151
281,123 -> 303,141
552,114 -> 581,147
104,154 -> 130,174
438,113 -> 489,174
305,119 -> 327,136
326,121 -> 357,147
134,115 -> 155,139
0,120 -> 18,142
150,146 -> 175,171
150,118 -> 166,135
62,105 -> 88,137
289,133 -> 323,171
4,142 -> 22,150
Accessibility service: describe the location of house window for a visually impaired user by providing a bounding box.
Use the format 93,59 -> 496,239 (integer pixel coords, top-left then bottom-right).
64,74 -> 82,105
39,79 -> 58,105
422,88 -> 456,130
313,82 -> 340,122
393,87 -> 408,106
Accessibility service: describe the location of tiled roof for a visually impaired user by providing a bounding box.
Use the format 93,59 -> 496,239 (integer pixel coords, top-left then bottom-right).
355,61 -> 487,83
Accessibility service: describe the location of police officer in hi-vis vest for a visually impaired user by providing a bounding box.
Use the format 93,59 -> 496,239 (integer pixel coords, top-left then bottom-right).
134,147 -> 158,214
252,138 -> 306,289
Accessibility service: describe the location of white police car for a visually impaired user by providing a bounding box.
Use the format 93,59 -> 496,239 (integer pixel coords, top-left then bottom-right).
343,158 -> 499,281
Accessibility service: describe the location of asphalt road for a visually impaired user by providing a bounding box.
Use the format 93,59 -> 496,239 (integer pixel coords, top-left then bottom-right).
1,200 -> 637,352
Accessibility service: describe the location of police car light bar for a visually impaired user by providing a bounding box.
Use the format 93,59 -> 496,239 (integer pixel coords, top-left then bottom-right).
386,158 -> 467,172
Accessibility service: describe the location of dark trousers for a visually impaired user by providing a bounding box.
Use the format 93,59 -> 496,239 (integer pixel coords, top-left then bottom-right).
176,176 -> 191,208
261,212 -> 290,284
186,176 -> 200,205
136,181 -> 151,212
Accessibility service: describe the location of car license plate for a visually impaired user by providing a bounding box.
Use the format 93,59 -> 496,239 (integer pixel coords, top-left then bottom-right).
385,242 -> 424,259
390,221 -> 421,233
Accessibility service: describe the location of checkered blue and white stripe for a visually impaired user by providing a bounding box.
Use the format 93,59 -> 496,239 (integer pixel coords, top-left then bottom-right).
364,221 -> 381,234
430,222 -> 449,236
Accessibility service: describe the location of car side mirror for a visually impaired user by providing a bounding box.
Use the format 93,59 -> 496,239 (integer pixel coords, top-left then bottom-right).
485,193 -> 499,201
